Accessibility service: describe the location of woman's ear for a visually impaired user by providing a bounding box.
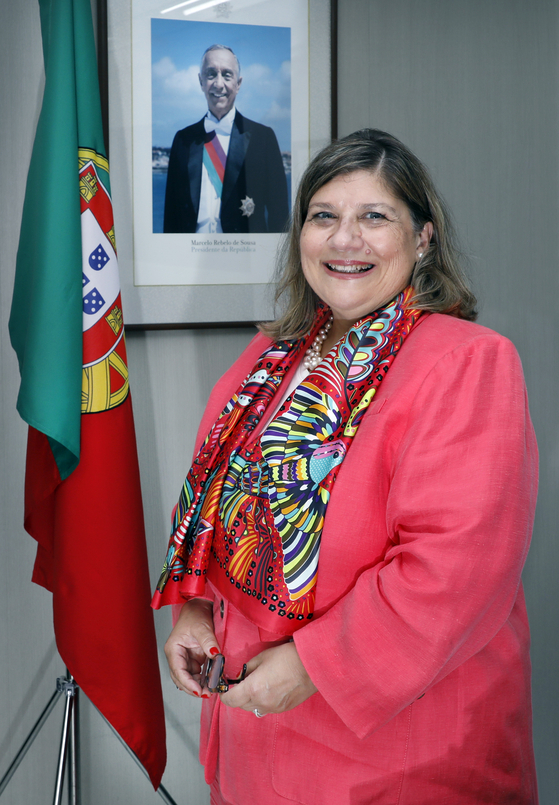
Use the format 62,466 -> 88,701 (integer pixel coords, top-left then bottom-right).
417,221 -> 433,256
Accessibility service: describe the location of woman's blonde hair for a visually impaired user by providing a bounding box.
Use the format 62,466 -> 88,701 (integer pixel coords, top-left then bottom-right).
260,129 -> 477,340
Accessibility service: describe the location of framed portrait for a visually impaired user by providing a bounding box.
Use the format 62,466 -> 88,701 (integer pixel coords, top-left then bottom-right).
104,0 -> 334,327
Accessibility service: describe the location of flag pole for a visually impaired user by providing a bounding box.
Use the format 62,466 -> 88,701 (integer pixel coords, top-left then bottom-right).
67,673 -> 81,805
0,671 -> 178,805
52,671 -> 78,805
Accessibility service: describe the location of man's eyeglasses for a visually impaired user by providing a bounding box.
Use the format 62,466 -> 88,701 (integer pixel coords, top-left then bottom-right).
201,653 -> 247,693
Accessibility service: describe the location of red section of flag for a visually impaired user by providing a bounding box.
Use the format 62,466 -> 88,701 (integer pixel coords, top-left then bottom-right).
25,398 -> 166,788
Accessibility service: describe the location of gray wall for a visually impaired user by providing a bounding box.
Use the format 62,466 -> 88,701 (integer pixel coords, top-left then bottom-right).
1,0 -> 558,803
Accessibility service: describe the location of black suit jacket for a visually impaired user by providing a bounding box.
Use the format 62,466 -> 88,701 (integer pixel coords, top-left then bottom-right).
163,111 -> 289,234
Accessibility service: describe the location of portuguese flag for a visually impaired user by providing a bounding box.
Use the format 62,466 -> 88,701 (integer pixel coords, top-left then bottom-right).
9,0 -> 166,788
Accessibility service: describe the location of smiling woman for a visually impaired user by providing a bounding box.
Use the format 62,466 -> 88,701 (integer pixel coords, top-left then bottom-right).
300,170 -> 432,345
264,128 -> 476,341
157,130 -> 538,804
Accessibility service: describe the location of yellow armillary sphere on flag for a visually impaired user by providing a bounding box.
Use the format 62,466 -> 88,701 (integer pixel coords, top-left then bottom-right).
79,148 -> 129,414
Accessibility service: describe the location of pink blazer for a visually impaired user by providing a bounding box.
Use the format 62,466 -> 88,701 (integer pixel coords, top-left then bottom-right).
192,314 -> 538,805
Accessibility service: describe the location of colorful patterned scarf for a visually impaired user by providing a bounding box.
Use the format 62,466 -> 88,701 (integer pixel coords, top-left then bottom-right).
152,288 -> 422,635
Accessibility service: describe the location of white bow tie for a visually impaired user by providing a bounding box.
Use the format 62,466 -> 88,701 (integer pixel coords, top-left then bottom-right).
204,115 -> 234,137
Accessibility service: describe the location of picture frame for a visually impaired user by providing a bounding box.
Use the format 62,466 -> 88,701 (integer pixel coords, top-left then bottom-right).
101,0 -> 336,328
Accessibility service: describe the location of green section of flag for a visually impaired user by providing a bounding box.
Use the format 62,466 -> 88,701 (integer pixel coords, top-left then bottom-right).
9,0 -> 106,480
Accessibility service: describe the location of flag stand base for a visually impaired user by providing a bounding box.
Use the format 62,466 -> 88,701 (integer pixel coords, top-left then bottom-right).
0,669 -> 177,805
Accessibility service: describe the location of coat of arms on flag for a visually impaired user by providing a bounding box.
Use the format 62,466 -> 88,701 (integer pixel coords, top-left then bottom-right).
79,148 -> 128,414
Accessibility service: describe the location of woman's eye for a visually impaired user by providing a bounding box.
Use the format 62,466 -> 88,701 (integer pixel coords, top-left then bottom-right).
363,212 -> 386,221
311,211 -> 335,220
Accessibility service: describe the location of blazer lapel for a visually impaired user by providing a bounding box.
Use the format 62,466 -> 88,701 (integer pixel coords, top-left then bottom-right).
188,119 -> 206,217
222,111 -> 251,209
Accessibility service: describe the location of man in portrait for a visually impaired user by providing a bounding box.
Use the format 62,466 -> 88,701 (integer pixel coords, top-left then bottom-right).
163,44 -> 289,234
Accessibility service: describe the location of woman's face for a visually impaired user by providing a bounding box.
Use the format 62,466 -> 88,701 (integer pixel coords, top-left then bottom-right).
300,170 -> 432,333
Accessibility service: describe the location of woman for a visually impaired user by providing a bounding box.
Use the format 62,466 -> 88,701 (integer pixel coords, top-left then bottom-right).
153,129 -> 538,804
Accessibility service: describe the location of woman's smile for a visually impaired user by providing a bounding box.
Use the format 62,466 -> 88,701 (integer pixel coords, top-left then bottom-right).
323,260 -> 375,275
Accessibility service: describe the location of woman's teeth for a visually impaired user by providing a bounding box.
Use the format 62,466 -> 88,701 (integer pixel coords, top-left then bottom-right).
325,263 -> 373,274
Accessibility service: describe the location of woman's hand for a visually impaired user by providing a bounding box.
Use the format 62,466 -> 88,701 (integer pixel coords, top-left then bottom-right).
164,598 -> 219,698
220,641 -> 318,715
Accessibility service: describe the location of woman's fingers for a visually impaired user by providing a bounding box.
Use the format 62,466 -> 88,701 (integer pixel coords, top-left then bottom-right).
165,637 -> 204,696
220,642 -> 317,714
163,603 -> 318,710
189,618 -> 221,661
163,598 -> 221,698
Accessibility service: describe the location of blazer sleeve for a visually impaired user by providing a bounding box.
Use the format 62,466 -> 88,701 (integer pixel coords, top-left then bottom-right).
262,127 -> 289,232
163,132 -> 183,233
294,333 -> 538,739
163,127 -> 200,234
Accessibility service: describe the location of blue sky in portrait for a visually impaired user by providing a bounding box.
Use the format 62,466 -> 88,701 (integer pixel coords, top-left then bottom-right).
151,19 -> 291,152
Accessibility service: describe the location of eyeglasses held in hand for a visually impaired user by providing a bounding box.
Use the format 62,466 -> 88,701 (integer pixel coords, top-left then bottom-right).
201,653 -> 247,693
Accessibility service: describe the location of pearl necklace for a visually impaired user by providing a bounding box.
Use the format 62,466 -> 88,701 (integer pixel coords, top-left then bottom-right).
303,316 -> 333,371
